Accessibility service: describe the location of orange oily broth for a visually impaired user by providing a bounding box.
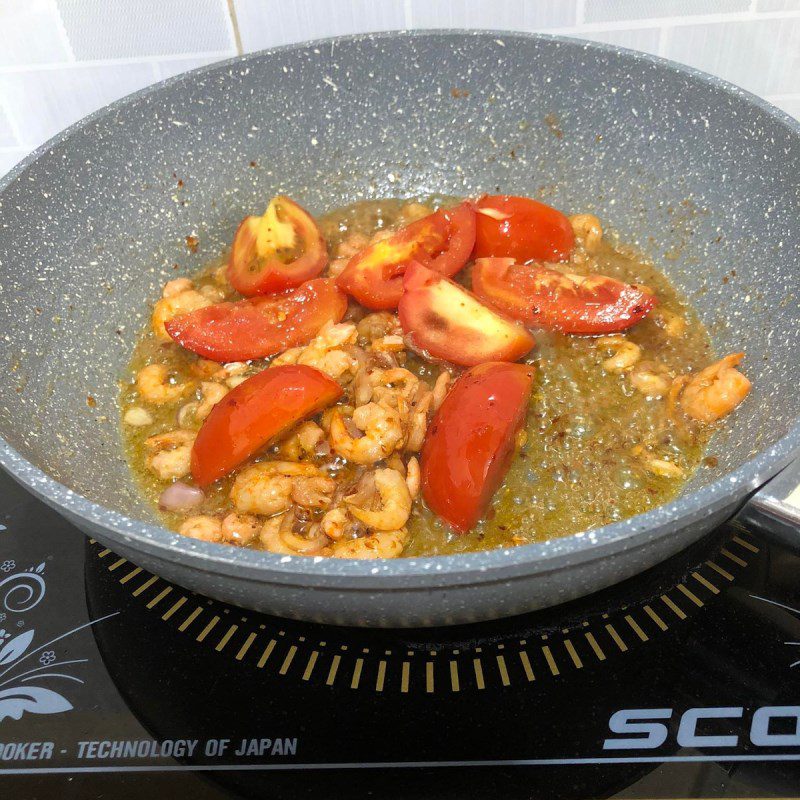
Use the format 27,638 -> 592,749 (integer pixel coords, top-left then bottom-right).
121,199 -> 712,555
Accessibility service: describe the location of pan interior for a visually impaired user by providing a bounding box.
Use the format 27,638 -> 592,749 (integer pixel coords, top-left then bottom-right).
0,32 -> 797,530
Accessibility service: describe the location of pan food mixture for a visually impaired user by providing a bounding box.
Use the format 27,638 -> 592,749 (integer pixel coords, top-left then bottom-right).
121,195 -> 751,559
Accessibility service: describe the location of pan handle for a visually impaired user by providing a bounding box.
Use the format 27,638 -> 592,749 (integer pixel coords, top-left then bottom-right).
736,459 -> 800,549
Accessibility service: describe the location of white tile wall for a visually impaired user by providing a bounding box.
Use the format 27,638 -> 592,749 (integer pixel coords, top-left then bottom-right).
408,0 -> 576,30
0,0 -> 798,179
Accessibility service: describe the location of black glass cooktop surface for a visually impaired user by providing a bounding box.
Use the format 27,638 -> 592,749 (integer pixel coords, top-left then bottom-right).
1,468 -> 800,799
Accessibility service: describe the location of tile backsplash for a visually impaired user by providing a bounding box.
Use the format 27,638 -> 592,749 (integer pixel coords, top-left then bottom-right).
0,0 -> 798,177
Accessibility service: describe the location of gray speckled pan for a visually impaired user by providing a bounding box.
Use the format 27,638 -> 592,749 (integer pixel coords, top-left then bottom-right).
0,31 -> 798,627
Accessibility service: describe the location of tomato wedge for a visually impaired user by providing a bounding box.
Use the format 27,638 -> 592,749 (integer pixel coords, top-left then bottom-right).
227,196 -> 328,296
421,362 -> 535,533
191,365 -> 342,486
398,262 -> 535,366
336,201 -> 476,310
165,278 -> 347,362
473,195 -> 574,262
472,258 -> 657,334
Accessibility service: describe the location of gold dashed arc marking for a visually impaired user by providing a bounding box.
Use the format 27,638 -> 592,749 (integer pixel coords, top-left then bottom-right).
661,594 -> 687,620
351,658 -> 364,689
257,639 -> 277,669
519,650 -> 535,680
146,586 -> 172,609
563,639 -> 583,668
279,645 -> 297,675
132,575 -> 158,597
302,651 -> 319,681
643,605 -> 668,631
676,583 -> 704,607
162,595 -> 187,621
178,605 -> 203,632
196,615 -> 219,643
542,645 -> 559,675
450,660 -> 460,691
584,632 -> 606,661
215,624 -> 238,652
732,534 -> 759,553
326,654 -> 341,685
605,623 -> 628,652
692,571 -> 719,595
720,547 -> 747,568
108,557 -> 127,572
496,654 -> 511,685
97,548 -> 111,558
473,658 -> 486,689
706,559 -> 734,581
401,661 -> 410,693
376,660 -> 387,692
236,632 -> 257,661
425,662 -> 434,693
625,615 -> 648,642
119,566 -> 142,585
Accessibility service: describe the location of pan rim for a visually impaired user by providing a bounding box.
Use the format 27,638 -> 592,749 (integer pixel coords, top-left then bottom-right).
0,28 -> 798,584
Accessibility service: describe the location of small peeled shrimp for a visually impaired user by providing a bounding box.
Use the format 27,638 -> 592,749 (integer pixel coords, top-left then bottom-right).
369,367 -> 420,405
405,391 -> 432,452
596,336 -> 642,373
144,429 -> 195,480
291,475 -> 336,509
277,420 -> 325,460
123,406 -> 153,426
151,288 -> 212,341
653,308 -> 686,338
196,381 -> 228,419
357,312 -> 401,343
272,321 -> 359,382
345,468 -> 412,530
331,527 -> 409,560
136,363 -> 190,405
329,403 -> 404,464
645,458 -> 684,478
568,213 -> 603,253
680,353 -> 752,423
630,361 -> 672,398
220,513 -> 260,546
179,515 -> 222,542
260,513 -> 329,556
162,277 -> 194,298
230,461 -> 323,515
405,456 -> 421,499
431,371 -> 451,411
320,507 -> 352,540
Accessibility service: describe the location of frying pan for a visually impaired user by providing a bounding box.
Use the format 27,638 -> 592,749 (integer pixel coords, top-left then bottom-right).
0,31 -> 798,627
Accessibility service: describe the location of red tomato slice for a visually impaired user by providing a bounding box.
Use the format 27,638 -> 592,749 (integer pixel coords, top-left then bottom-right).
227,196 -> 328,296
398,262 -> 535,367
421,362 -> 535,532
336,201 -> 476,310
165,278 -> 347,362
191,365 -> 342,486
472,258 -> 657,334
473,195 -> 574,262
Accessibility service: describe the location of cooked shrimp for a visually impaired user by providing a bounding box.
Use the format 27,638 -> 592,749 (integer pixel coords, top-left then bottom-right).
230,461 -> 322,515
630,361 -> 672,398
123,406 -> 153,426
399,201 -> 433,223
320,507 -> 351,540
260,513 -> 329,555
644,458 -> 684,478
405,456 -> 421,499
431,371 -> 451,411
345,468 -> 412,530
331,527 -> 409,559
405,391 -> 432,452
220,513 -> 260,546
336,232 -> 370,259
596,336 -> 642,373
291,475 -> 336,509
679,353 -> 751,423
371,334 -> 405,353
369,368 -> 420,406
277,420 -> 325,460
162,277 -> 194,298
569,213 -> 603,253
151,289 -> 212,341
144,429 -> 195,480
357,312 -> 401,343
179,515 -> 222,542
196,381 -> 228,419
272,321 -> 359,382
329,403 -> 404,464
653,308 -> 686,338
199,284 -> 225,302
136,363 -> 191,405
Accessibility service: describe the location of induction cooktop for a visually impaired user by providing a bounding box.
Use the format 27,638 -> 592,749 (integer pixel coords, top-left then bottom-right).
2,465 -> 800,799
